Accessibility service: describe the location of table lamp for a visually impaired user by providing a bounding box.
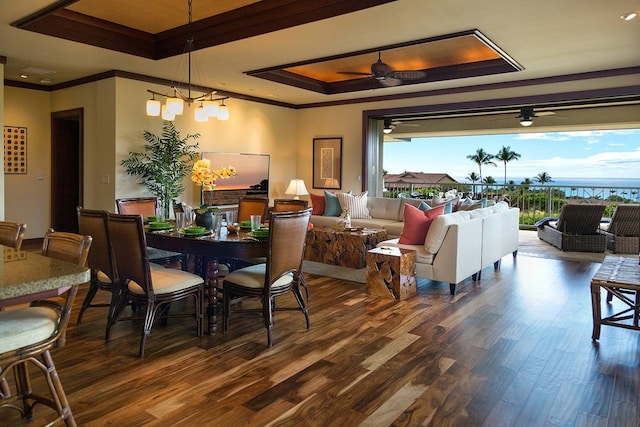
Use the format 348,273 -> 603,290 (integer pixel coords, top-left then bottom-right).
285,179 -> 309,200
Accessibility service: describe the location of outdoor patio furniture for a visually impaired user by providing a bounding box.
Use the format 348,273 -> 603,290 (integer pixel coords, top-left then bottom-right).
600,204 -> 639,254
537,204 -> 607,252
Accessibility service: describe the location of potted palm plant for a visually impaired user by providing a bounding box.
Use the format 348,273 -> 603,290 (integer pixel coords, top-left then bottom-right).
121,121 -> 200,219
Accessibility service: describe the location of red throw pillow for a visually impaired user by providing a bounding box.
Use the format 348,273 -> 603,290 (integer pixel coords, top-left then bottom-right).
398,204 -> 445,245
310,193 -> 325,215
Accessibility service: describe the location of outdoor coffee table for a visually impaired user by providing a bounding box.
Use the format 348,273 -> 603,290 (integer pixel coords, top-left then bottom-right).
304,226 -> 388,269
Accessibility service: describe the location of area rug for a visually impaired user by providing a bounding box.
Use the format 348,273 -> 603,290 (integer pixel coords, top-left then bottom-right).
302,260 -> 366,283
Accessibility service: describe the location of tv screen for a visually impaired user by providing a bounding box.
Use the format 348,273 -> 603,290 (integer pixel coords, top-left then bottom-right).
201,152 -> 269,205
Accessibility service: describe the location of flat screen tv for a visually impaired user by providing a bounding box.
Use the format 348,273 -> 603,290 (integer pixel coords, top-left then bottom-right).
200,152 -> 270,206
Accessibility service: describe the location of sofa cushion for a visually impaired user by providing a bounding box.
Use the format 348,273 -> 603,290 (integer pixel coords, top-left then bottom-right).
398,204 -> 445,245
398,198 -> 424,221
337,192 -> 371,219
310,193 -> 325,215
424,210 -> 471,254
367,197 -> 402,221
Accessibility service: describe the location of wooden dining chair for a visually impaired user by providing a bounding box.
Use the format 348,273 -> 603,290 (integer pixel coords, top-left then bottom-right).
222,208 -> 311,346
237,196 -> 268,223
75,208 -> 120,333
0,230 -> 91,427
106,213 -> 205,357
115,197 -> 183,267
0,221 -> 27,250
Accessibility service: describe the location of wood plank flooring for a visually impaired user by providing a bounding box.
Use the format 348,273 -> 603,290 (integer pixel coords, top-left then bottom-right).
2,254 -> 639,426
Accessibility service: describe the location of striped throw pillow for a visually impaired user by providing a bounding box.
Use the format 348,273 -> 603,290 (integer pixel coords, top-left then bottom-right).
336,192 -> 371,219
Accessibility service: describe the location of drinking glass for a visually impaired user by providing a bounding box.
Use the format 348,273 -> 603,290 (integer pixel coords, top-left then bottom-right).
175,212 -> 186,230
225,210 -> 237,225
250,214 -> 262,231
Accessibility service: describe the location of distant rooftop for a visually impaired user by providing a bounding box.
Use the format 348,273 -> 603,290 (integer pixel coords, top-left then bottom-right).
384,172 -> 459,188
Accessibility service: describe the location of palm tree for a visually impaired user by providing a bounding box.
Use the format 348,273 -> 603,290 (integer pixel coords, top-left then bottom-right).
534,172 -> 554,185
483,176 -> 497,192
466,171 -> 480,195
466,148 -> 496,183
496,145 -> 521,185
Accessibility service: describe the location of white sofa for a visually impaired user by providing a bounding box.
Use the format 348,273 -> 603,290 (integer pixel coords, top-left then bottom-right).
376,202 -> 519,295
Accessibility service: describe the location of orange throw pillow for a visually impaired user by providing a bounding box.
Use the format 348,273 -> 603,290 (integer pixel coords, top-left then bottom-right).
398,204 -> 445,245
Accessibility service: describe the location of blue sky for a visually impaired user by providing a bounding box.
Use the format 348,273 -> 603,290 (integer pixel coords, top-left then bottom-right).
383,129 -> 640,181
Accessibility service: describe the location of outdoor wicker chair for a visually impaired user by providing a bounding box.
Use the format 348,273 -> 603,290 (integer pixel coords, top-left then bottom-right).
537,204 -> 607,252
600,204 -> 639,254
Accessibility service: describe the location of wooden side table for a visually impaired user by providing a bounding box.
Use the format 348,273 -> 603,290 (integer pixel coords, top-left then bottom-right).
591,255 -> 640,340
366,247 -> 416,300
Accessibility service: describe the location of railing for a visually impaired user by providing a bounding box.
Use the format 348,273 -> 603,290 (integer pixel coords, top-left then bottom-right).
384,183 -> 640,229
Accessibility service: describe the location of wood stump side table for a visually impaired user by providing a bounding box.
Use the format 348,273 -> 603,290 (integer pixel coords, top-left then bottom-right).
366,247 -> 417,300
304,227 -> 388,269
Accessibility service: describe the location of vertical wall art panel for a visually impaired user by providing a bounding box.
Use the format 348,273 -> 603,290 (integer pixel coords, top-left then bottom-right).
3,126 -> 27,174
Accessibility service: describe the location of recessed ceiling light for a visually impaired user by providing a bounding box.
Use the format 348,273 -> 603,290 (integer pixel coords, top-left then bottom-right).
20,74 -> 28,79
620,11 -> 638,21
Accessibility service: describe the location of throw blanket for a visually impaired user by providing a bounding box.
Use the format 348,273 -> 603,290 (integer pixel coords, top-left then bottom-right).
534,217 -> 558,228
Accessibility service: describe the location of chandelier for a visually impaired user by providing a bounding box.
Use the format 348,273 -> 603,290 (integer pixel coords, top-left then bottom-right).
145,0 -> 229,122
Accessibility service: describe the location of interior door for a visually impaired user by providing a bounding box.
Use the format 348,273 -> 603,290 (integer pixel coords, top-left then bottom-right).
51,109 -> 83,233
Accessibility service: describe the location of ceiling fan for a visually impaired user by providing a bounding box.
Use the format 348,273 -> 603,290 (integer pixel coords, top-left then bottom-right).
340,52 -> 427,87
517,107 -> 556,126
383,118 -> 420,133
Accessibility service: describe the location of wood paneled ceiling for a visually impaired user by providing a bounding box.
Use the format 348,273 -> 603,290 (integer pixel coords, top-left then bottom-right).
247,30 -> 520,94
11,0 -> 520,95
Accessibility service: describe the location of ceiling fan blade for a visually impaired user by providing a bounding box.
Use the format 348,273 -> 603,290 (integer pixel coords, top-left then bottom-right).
389,70 -> 427,80
536,111 -> 556,116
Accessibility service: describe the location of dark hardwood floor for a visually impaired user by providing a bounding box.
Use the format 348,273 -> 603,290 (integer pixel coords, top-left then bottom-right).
2,254 -> 639,426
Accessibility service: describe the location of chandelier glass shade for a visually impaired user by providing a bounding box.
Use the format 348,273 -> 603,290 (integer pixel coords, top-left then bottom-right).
145,0 -> 229,122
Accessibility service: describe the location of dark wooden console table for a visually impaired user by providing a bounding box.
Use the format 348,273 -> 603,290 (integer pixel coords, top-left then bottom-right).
590,255 -> 640,340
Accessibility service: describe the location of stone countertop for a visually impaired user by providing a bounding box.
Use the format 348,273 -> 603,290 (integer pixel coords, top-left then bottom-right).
0,247 -> 90,300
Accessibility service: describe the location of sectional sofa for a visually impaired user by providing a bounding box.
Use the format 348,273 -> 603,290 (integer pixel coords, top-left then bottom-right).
376,202 -> 520,295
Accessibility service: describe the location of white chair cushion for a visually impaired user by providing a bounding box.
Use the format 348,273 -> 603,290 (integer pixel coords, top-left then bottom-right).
0,307 -> 59,353
223,264 -> 294,290
128,268 -> 203,295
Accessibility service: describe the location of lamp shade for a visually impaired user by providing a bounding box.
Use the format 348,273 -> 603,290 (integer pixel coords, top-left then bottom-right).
285,179 -> 309,200
146,99 -> 161,116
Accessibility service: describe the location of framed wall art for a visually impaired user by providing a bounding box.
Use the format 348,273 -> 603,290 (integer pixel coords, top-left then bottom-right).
3,126 -> 27,174
313,137 -> 342,189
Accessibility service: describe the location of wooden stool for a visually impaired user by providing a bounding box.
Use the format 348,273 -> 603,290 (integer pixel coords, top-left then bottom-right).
366,247 -> 416,300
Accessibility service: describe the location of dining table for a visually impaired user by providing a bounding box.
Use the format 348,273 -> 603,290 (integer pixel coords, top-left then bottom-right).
145,225 -> 268,334
0,245 -> 90,305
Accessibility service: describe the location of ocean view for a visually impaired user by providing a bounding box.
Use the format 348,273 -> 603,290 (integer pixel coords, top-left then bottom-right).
453,176 -> 640,189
